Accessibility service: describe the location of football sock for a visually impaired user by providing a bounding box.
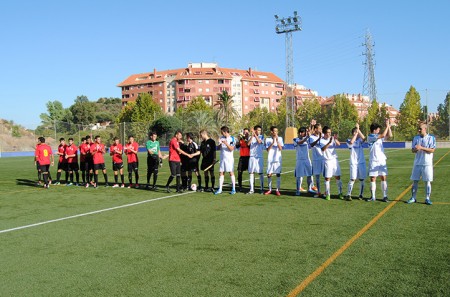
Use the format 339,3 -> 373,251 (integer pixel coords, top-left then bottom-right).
82,171 -> 86,183
337,179 -> 343,194
65,172 -> 68,183
267,176 -> 272,191
114,175 -> 118,183
381,181 -> 387,197
347,180 -> 355,196
370,181 -> 376,199
128,173 -> 133,184
69,173 -> 73,183
187,175 -> 192,189
94,174 -> 98,185
211,175 -> 216,189
425,181 -> 431,199
103,173 -> 108,184
182,176 -> 188,189
56,172 -> 61,182
166,176 -> 174,187
315,175 -> 321,193
121,174 -> 125,184
307,176 -> 312,190
147,172 -> 152,184
325,180 -> 330,195
134,171 -> 139,184
259,173 -> 264,190
38,171 -> 41,182
231,175 -> 236,191
176,175 -> 180,191
411,180 -> 419,199
298,176 -> 303,190
249,173 -> 254,191
238,171 -> 243,189
197,175 -> 202,188
359,179 -> 365,196
204,175 -> 209,189
75,171 -> 79,183
152,173 -> 157,186
218,175 -> 224,191
276,176 -> 281,191
43,173 -> 48,185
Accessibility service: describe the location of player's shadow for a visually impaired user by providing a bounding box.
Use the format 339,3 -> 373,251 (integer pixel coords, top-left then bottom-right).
16,179 -> 38,187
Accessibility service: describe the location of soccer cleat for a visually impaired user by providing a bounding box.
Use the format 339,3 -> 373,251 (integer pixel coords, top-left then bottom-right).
121,184 -> 125,188
339,193 -> 344,200
325,194 -> 331,201
230,190 -> 236,195
366,197 -> 375,202
264,190 -> 272,195
345,195 -> 352,201
85,183 -> 89,188
135,184 -> 139,189
128,184 -> 133,189
54,182 -> 60,185
300,187 -> 306,192
425,199 -> 432,205
105,183 -> 110,188
112,184 -> 119,188
66,183 -> 73,186
314,192 -> 322,198
406,197 -> 416,204
275,190 -> 281,196
166,186 -> 171,193
214,190 -> 222,195
358,195 -> 363,200
93,183 -> 97,189
153,186 -> 158,191
295,190 -> 301,196
311,186 -> 318,191
246,191 -> 254,195
382,197 -> 389,203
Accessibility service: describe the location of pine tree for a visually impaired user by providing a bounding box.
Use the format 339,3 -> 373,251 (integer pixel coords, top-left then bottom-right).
433,91 -> 450,139
397,86 -> 422,140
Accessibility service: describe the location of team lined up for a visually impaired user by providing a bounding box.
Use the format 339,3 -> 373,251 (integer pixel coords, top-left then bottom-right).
34,120 -> 435,203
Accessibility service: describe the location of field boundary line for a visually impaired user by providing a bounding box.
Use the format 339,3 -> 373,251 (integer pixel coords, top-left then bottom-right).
287,149 -> 450,297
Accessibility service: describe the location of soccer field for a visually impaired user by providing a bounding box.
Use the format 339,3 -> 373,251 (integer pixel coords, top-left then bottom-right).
0,149 -> 449,296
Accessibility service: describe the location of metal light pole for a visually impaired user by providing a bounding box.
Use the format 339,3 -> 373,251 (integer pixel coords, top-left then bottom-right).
275,11 -> 302,129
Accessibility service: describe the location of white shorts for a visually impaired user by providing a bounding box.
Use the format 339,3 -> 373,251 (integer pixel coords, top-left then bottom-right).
324,158 -> 341,178
267,162 -> 282,175
410,165 -> 433,182
295,159 -> 312,177
312,159 -> 324,176
368,160 -> 387,177
249,156 -> 264,174
219,158 -> 234,173
350,163 -> 367,180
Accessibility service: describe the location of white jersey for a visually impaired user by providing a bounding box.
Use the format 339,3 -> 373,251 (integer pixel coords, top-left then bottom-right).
265,136 -> 284,163
249,135 -> 264,158
308,134 -> 324,161
347,137 -> 365,165
319,138 -> 338,160
219,135 -> 235,162
367,134 -> 386,163
293,137 -> 310,161
412,134 -> 436,166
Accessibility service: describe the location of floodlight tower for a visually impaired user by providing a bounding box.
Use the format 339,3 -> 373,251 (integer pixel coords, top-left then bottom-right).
275,11 -> 302,130
362,29 -> 377,102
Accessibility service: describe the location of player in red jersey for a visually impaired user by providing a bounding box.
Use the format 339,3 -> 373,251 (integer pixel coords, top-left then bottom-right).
54,138 -> 68,185
82,135 -> 95,186
65,137 -> 80,186
35,137 -> 54,188
236,128 -> 251,192
79,137 -> 87,184
165,130 -> 192,193
124,135 -> 140,188
90,135 -> 109,188
110,137 -> 125,188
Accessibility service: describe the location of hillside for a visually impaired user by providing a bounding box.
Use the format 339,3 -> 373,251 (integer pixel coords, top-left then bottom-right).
0,119 -> 46,152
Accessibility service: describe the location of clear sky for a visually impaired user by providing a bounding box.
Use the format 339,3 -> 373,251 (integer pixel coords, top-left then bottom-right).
0,0 -> 448,129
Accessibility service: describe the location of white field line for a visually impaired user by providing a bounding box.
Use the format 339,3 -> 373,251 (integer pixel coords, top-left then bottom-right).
0,150 -> 403,235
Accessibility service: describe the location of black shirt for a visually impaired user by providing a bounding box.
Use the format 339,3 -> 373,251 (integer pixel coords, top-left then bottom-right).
200,138 -> 216,165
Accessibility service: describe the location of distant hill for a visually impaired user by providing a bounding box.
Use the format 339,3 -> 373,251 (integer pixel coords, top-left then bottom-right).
0,119 -> 44,152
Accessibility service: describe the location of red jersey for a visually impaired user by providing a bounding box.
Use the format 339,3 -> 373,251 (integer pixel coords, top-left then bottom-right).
169,137 -> 181,162
239,139 -> 250,157
65,144 -> 78,163
58,144 -> 67,163
80,143 -> 91,161
35,144 -> 53,165
110,143 -> 123,163
125,142 -> 139,163
90,143 -> 105,164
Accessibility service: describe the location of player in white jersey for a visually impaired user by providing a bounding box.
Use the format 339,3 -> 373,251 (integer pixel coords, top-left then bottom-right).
247,125 -> 265,194
407,123 -> 436,205
264,126 -> 284,196
345,123 -> 367,201
367,120 -> 392,202
308,121 -> 324,197
320,126 -> 343,200
293,127 -> 313,196
214,126 -> 236,195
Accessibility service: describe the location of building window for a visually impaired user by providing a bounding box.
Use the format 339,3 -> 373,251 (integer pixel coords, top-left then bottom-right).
198,80 -> 203,84
178,88 -> 184,93
205,88 -> 210,92
205,80 -> 210,84
218,79 -> 224,84
253,82 -> 260,86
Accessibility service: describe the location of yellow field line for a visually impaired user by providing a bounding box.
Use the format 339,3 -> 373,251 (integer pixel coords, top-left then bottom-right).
287,149 -> 450,297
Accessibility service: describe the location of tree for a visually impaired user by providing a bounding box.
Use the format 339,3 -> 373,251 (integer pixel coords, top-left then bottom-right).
241,107 -> 278,136
178,96 -> 213,114
186,110 -> 218,141
433,91 -> 450,139
39,100 -> 73,126
295,98 -> 324,128
130,93 -> 162,123
361,100 -> 390,136
397,86 -> 422,140
215,90 -> 239,128
325,94 -> 359,137
117,102 -> 135,123
70,96 -> 96,125
151,115 -> 182,145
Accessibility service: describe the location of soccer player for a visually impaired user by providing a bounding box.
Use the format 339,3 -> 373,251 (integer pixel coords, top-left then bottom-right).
264,125 -> 284,196
215,126 -> 236,195
54,138 -> 68,185
367,120 -> 392,202
90,135 -> 109,188
247,125 -> 264,194
199,129 -> 216,192
180,133 -> 202,191
146,132 -> 167,190
236,128 -> 250,192
165,130 -> 191,193
293,127 -> 313,196
35,137 -> 54,189
309,121 -> 325,198
124,135 -> 139,188
35,140 -> 43,186
81,135 -> 94,188
346,123 -> 366,201
65,138 -> 80,186
110,137 -> 125,188
407,123 -> 436,205
79,137 -> 87,185
320,126 -> 343,201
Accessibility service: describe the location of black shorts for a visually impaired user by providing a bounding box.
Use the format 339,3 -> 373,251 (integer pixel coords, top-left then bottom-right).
80,161 -> 86,171
169,161 -> 181,176
182,161 -> 198,172
68,162 -> 79,171
201,160 -> 215,171
238,156 -> 250,172
58,162 -> 68,171
85,157 -> 94,171
112,162 -> 124,171
94,163 -> 106,171
147,155 -> 159,173
128,162 -> 138,172
39,164 -> 50,173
